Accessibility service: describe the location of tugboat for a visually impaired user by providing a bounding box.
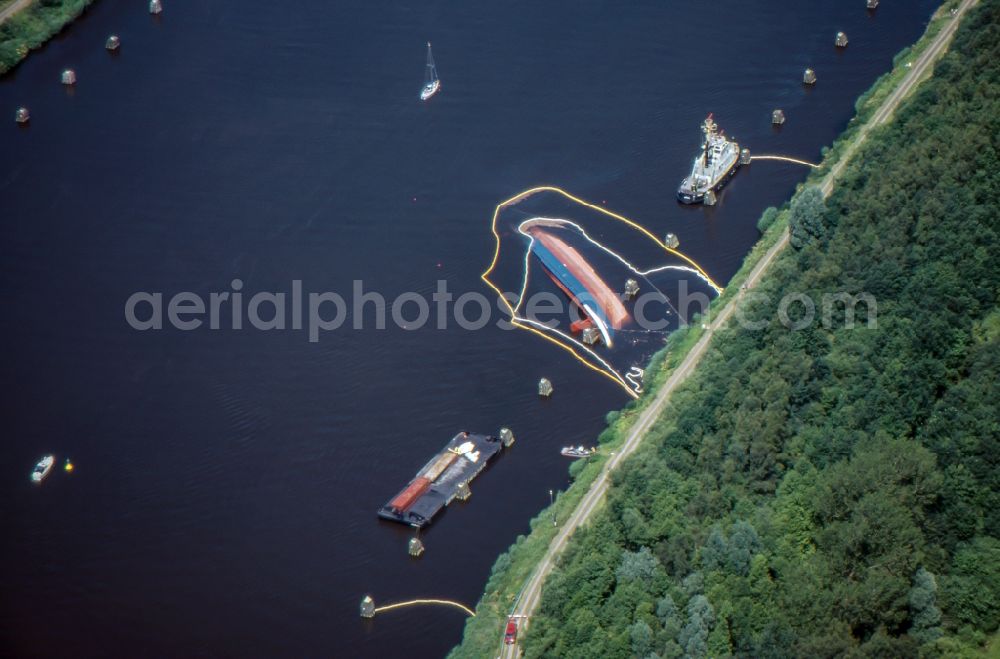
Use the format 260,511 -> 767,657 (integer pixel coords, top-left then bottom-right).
677,114 -> 741,204
31,455 -> 55,484
560,446 -> 597,459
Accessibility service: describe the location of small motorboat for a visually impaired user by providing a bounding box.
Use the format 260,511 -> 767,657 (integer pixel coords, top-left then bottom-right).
560,446 -> 597,459
31,455 -> 55,483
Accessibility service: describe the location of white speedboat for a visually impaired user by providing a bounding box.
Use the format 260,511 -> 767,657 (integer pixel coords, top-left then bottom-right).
420,42 -> 440,101
31,455 -> 54,483
560,446 -> 597,459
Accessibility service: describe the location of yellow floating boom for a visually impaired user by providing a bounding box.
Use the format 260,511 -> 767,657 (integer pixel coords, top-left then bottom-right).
480,185 -> 724,398
373,598 -> 476,617
750,155 -> 820,168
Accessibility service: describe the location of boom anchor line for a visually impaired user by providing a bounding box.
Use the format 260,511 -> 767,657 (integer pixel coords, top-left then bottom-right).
481,186 -> 723,398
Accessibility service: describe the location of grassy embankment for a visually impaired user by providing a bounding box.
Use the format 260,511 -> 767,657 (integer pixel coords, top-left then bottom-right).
446,3 -> 966,657
0,0 -> 97,76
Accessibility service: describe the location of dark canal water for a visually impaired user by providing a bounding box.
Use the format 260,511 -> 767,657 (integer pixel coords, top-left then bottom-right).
0,0 -> 936,656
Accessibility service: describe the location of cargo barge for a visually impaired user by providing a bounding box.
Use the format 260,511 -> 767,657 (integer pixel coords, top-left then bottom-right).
378,431 -> 506,528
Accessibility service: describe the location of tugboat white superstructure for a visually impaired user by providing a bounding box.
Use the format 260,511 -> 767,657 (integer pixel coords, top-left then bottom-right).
677,114 -> 741,204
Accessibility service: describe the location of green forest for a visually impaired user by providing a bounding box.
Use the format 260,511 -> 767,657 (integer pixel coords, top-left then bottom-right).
522,2 -> 1000,657
0,0 -> 95,75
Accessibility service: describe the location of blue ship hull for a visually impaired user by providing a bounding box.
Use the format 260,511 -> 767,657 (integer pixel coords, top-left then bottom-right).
529,238 -> 615,345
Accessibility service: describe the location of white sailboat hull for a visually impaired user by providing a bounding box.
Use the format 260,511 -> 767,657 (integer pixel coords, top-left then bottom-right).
420,79 -> 441,101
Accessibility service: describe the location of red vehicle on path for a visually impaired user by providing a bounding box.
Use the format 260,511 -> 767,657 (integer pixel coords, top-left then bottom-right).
504,618 -> 518,645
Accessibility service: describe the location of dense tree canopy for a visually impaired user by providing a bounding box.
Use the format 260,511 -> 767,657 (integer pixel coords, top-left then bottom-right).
524,2 -> 1000,656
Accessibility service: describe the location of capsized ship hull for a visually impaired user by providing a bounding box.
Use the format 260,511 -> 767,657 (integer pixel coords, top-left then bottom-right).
525,226 -> 629,347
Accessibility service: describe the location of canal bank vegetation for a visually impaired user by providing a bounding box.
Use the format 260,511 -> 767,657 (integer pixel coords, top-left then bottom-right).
450,0 -> 998,656
524,1 -> 999,656
814,0 -> 961,181
0,0 -> 95,75
445,344 -> 685,659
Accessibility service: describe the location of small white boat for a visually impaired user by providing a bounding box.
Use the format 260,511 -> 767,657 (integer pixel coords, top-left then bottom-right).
560,446 -> 597,459
420,42 -> 440,101
31,455 -> 55,483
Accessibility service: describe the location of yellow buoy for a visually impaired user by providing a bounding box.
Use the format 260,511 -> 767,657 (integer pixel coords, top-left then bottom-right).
64,460 -> 74,472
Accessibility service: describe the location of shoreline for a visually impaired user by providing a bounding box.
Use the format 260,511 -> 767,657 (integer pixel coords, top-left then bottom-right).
0,0 -> 96,76
446,1 -> 970,656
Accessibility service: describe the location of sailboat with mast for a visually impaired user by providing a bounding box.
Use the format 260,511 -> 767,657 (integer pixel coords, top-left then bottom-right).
420,42 -> 441,101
